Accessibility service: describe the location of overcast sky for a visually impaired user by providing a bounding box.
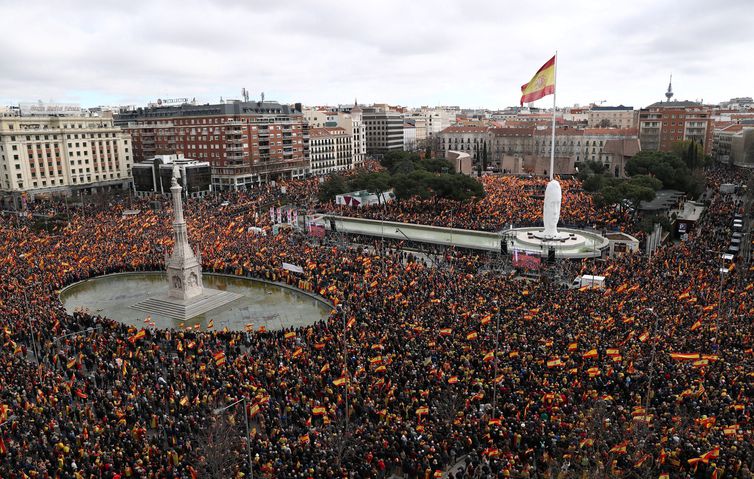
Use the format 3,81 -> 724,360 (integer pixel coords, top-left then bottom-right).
1,0 -> 751,110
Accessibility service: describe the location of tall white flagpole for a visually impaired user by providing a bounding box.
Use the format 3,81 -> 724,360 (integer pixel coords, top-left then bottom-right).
549,51 -> 558,180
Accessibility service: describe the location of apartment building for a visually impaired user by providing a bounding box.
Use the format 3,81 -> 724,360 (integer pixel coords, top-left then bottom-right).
116,101 -> 308,190
309,127 -> 352,175
638,101 -> 713,154
0,107 -> 132,206
303,104 -> 365,168
587,105 -> 637,129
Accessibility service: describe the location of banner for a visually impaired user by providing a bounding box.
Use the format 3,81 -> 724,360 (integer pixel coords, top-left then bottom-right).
282,262 -> 304,274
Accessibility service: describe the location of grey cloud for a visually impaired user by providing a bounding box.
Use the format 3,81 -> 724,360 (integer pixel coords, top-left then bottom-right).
0,0 -> 751,108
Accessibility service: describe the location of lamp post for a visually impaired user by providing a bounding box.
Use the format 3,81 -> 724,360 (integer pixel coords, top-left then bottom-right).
395,228 -> 440,268
491,300 -> 501,420
52,326 -> 100,367
644,308 -> 660,413
706,249 -> 727,345
213,397 -> 253,479
0,415 -> 17,429
22,291 -> 40,365
157,377 -> 171,448
337,304 -> 349,432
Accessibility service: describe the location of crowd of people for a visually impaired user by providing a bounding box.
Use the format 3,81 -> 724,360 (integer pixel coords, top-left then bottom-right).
331,176 -> 634,232
0,168 -> 752,478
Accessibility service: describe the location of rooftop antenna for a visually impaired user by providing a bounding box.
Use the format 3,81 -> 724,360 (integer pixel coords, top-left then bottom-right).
261,92 -> 265,103
665,74 -> 674,102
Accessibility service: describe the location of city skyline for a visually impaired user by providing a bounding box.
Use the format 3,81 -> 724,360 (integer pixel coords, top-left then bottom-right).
0,0 -> 751,109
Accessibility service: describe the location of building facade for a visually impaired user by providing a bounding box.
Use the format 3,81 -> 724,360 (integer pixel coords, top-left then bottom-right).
587,105 -> 637,129
308,127 -> 353,176
403,122 -> 417,151
303,105 -> 365,168
116,101 -> 309,190
131,154 -> 211,197
714,124 -> 754,166
362,105 -> 404,154
638,101 -> 713,154
440,125 -> 640,176
0,111 -> 132,205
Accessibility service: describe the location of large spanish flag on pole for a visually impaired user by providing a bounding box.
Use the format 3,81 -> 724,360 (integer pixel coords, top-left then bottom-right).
520,55 -> 556,106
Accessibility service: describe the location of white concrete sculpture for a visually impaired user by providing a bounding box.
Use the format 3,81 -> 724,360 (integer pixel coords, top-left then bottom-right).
542,179 -> 562,239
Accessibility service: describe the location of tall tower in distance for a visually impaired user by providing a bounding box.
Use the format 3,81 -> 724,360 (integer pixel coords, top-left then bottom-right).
165,163 -> 204,300
665,74 -> 674,102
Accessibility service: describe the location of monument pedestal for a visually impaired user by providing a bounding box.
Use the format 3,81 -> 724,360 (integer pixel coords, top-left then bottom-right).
132,288 -> 241,321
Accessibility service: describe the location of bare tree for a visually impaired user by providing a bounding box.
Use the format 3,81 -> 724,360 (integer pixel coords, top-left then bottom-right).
194,416 -> 243,479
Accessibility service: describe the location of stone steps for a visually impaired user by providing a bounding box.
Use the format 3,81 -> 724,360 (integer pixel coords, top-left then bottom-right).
132,289 -> 242,321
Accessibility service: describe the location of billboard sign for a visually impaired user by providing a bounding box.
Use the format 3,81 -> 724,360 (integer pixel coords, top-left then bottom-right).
19,102 -> 81,116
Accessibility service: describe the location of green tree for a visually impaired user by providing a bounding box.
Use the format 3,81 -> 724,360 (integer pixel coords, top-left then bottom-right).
593,176 -> 658,213
625,151 -> 702,196
672,140 -> 704,170
348,172 -> 392,203
420,159 -> 455,174
318,175 -> 348,203
482,142 -> 489,172
380,151 -> 419,170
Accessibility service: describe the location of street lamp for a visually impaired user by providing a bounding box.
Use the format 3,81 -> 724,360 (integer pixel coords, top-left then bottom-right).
213,397 -> 253,479
157,377 -> 171,447
337,304 -> 349,432
491,300 -> 501,420
52,326 -> 100,367
22,290 -> 40,365
0,415 -> 17,429
644,308 -> 660,413
395,228 -> 440,268
706,249 -> 727,343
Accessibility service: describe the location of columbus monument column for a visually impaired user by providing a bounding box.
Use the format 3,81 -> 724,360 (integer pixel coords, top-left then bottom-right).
165,164 -> 204,299
132,163 -> 241,321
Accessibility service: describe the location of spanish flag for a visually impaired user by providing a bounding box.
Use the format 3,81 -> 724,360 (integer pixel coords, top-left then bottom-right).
466,331 -> 478,341
312,406 -> 326,416
609,441 -> 628,454
416,406 -> 429,416
670,352 -> 700,361
128,329 -> 146,344
582,349 -> 598,359
284,331 -> 296,339
213,351 -> 226,366
520,55 -> 556,106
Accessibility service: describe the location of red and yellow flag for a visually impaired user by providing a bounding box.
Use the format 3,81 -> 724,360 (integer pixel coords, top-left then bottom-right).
520,55 -> 556,106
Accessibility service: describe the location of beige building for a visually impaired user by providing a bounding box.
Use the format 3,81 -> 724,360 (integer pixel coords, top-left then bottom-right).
441,125 -> 640,176
309,127 -> 352,175
587,105 -> 637,128
0,111 -> 132,205
304,105 -> 365,168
